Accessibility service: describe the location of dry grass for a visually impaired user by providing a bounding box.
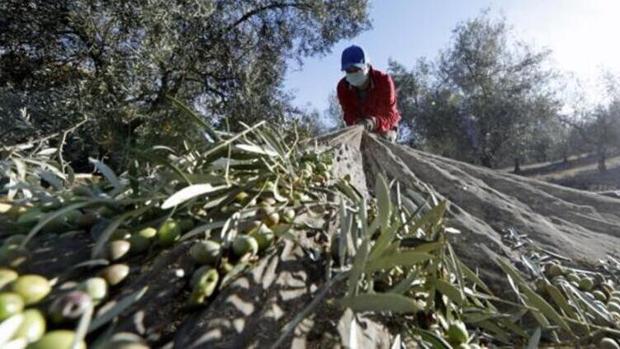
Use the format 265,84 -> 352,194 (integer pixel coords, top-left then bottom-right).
506,151 -> 620,191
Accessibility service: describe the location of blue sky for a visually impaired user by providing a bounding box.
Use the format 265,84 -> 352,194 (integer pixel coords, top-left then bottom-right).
284,0 -> 620,114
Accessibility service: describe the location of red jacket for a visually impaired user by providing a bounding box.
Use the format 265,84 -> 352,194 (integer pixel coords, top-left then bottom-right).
337,66 -> 401,133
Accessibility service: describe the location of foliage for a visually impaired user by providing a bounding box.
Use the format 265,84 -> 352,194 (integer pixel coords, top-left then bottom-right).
0,0 -> 370,166
561,74 -> 620,172
1,100 -> 620,347
390,12 -> 562,169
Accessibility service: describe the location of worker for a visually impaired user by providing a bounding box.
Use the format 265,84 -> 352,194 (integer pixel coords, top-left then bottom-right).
337,45 -> 401,142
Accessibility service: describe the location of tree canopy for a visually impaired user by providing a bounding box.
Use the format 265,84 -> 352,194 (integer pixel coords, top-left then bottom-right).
0,0 -> 370,167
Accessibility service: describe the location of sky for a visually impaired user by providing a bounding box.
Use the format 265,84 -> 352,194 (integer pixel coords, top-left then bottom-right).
283,0 -> 620,114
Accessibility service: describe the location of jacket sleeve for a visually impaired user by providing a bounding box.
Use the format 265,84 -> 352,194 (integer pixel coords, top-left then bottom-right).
337,81 -> 358,126
373,75 -> 399,133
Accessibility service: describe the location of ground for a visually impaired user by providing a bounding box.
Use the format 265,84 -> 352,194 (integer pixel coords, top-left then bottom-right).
504,151 -> 620,191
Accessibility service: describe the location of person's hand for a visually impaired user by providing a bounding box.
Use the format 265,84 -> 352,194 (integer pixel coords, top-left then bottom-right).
358,117 -> 376,131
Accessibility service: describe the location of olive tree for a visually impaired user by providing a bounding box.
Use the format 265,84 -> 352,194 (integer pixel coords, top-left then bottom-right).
0,0 -> 370,167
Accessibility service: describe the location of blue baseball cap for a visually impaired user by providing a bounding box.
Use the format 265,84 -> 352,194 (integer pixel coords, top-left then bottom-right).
341,45 -> 367,71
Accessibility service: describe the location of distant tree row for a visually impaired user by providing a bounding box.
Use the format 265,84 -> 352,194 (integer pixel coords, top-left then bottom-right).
389,13 -> 620,171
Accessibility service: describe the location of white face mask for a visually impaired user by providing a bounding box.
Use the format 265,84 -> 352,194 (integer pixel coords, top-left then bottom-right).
346,67 -> 369,87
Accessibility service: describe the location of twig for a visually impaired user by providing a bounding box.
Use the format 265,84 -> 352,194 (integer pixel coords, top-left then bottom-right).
3,117 -> 89,153
269,272 -> 348,349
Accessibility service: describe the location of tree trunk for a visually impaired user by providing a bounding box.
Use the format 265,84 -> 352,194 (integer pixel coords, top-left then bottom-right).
480,152 -> 493,168
513,158 -> 521,174
597,146 -> 607,172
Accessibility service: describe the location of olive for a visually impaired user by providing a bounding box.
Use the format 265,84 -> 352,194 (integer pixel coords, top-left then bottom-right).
157,219 -> 181,247
282,208 -> 296,223
0,268 -> 18,290
264,212 -> 280,227
189,267 -> 219,305
567,273 -> 580,284
12,275 -> 51,305
49,290 -> 92,322
27,330 -> 86,349
600,337 -> 620,349
232,235 -> 258,257
0,292 -> 24,320
446,321 -> 468,345
249,225 -> 274,251
14,308 -> 46,343
110,229 -> 131,241
137,227 -> 157,239
77,277 -> 108,304
99,332 -> 150,349
178,218 -> 195,232
63,210 -> 83,226
128,233 -> 150,254
2,204 -> 27,220
579,277 -> 594,291
607,301 -> 620,314
0,244 -> 29,268
234,191 -> 250,204
107,240 -> 130,261
544,263 -> 564,278
75,211 -> 99,228
100,264 -> 130,286
593,290 -> 607,302
189,240 -> 222,265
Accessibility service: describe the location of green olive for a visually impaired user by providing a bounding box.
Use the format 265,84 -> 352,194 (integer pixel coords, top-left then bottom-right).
100,264 -> 130,286
446,321 -> 468,345
137,227 -> 157,239
14,308 -> 46,343
232,235 -> 258,257
75,211 -> 99,228
264,212 -> 280,227
607,301 -> 620,314
1,203 -> 27,221
99,333 -> 150,349
593,290 -> 607,302
0,268 -> 18,290
78,277 -> 108,304
63,210 -> 83,226
110,229 -> 132,241
545,263 -> 564,278
220,261 -> 234,274
12,275 -> 51,305
178,218 -> 195,232
249,225 -> 274,251
567,273 -> 581,284
27,330 -> 86,349
107,240 -> 130,261
234,191 -> 250,204
128,233 -> 151,254
157,219 -> 181,247
189,240 -> 222,265
600,337 -> 620,349
189,267 -> 219,305
0,244 -> 29,268
0,292 -> 24,321
282,208 -> 296,223
579,277 -> 594,291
